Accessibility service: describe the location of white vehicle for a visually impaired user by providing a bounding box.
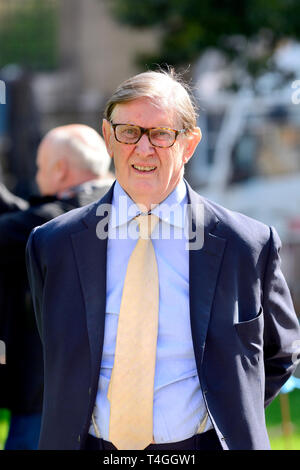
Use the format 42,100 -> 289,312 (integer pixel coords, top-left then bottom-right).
186,89 -> 300,313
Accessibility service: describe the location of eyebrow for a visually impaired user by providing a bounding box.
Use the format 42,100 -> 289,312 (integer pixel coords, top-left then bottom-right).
111,122 -> 181,131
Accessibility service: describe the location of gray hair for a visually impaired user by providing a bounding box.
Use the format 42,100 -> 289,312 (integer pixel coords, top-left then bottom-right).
48,125 -> 111,177
104,69 -> 198,131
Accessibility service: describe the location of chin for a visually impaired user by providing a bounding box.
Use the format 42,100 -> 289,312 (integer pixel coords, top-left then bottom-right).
130,188 -> 157,208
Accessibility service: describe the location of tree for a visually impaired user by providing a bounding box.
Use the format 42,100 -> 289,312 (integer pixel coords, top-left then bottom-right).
0,0 -> 58,71
109,0 -> 300,80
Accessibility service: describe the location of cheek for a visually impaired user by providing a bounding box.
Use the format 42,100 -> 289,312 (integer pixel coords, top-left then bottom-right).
113,146 -> 132,169
163,151 -> 183,174
108,135 -> 115,157
112,153 -> 124,173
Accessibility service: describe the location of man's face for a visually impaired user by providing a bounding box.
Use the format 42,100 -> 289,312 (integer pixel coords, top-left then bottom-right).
103,97 -> 201,209
36,141 -> 60,196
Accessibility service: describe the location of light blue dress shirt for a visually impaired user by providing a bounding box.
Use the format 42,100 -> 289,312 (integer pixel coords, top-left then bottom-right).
90,179 -> 212,443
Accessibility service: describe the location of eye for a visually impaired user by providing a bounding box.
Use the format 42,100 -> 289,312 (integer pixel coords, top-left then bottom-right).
115,124 -> 141,143
158,130 -> 169,136
124,128 -> 136,135
120,126 -> 140,138
151,129 -> 173,141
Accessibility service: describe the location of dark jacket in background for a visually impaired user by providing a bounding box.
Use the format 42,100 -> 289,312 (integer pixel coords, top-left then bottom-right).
0,180 -> 113,414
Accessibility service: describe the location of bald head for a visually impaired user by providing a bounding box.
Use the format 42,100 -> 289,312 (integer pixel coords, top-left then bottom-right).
36,124 -> 111,196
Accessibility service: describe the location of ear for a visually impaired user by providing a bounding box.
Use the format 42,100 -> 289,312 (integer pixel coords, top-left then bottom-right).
182,127 -> 202,164
102,119 -> 114,159
54,158 -> 68,182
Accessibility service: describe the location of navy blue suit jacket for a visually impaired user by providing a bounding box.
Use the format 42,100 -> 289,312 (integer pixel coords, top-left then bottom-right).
26,181 -> 300,450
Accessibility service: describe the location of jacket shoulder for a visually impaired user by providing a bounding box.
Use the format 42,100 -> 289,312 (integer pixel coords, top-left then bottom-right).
28,200 -> 99,258
186,181 -> 272,247
34,199 -> 96,234
198,194 -> 274,256
28,183 -> 114,258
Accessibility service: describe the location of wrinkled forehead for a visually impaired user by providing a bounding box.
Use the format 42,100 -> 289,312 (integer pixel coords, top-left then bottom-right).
110,96 -> 181,128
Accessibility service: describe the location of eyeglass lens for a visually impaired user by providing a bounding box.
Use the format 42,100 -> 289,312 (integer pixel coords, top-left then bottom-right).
115,125 -> 176,147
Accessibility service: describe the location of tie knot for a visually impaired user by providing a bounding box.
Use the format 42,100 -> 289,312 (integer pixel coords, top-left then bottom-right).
137,214 -> 159,239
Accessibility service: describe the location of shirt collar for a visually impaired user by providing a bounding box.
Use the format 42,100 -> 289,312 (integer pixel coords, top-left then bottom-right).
111,179 -> 187,229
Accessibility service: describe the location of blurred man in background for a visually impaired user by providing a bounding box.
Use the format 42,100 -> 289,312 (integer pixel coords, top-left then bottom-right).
0,124 -> 114,449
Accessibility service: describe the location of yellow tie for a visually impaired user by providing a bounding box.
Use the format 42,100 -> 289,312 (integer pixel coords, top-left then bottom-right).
108,213 -> 159,450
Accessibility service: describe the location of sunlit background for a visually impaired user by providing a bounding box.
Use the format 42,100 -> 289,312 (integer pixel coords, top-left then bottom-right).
0,0 -> 299,450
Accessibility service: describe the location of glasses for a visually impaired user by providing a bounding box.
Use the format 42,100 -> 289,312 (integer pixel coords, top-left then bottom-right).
110,122 -> 186,148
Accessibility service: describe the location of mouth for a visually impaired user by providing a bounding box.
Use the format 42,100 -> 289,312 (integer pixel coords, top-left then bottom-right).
132,164 -> 157,173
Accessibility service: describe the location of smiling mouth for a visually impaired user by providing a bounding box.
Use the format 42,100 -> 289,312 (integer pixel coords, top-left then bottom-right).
132,164 -> 157,173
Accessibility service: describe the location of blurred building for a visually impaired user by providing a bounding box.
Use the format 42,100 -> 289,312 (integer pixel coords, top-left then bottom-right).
0,0 -> 160,194
187,50 -> 300,315
33,0 -> 160,131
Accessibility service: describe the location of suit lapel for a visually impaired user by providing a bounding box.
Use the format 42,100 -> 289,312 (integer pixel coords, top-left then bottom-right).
70,180 -> 226,384
71,185 -> 114,382
186,183 -> 227,372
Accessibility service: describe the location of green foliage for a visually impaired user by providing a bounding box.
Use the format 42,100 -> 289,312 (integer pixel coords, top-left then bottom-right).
0,409 -> 10,450
0,0 -> 58,71
109,0 -> 300,74
266,390 -> 300,450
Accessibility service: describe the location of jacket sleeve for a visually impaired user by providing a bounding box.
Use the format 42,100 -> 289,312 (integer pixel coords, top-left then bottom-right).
262,226 -> 300,407
0,183 -> 29,214
26,227 -> 44,342
0,205 -> 58,271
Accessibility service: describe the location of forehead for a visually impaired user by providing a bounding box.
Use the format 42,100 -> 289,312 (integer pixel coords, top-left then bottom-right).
111,97 -> 179,128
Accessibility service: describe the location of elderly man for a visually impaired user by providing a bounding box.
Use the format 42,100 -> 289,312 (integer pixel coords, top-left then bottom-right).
0,124 -> 113,450
26,71 -> 300,451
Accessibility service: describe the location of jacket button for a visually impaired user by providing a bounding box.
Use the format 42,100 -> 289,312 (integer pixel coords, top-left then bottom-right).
88,387 -> 91,396
77,434 -> 81,443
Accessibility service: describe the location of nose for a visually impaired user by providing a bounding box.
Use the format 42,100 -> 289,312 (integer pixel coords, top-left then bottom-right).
135,132 -> 154,154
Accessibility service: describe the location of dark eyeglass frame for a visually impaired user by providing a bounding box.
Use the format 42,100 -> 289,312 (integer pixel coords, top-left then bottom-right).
110,122 -> 187,148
